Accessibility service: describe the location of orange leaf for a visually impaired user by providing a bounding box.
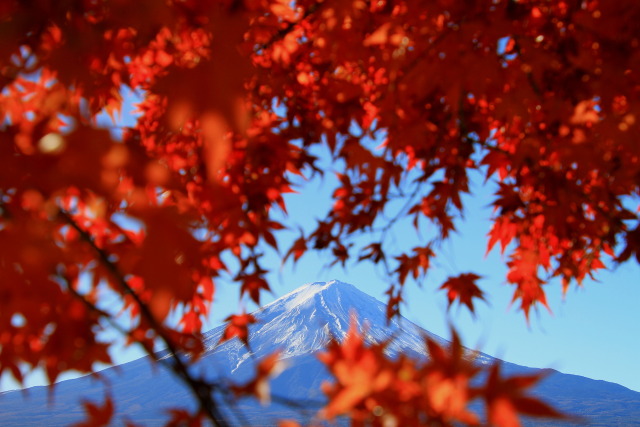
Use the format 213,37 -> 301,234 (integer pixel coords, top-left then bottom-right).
363,23 -> 392,46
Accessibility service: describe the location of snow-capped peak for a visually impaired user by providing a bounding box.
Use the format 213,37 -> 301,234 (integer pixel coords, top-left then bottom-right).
202,280 -> 456,366
262,279 -> 355,311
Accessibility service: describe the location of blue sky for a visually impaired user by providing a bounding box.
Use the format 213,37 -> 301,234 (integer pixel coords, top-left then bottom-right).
236,140 -> 640,394
264,165 -> 640,393
2,88 -> 639,396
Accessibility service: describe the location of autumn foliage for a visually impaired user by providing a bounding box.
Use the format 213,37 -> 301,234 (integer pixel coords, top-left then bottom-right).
0,0 -> 638,425
316,319 -> 564,427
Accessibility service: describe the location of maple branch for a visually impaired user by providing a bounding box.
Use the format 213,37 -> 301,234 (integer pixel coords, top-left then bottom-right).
214,386 -> 254,427
510,37 -> 543,98
255,1 -> 323,53
378,180 -> 422,239
62,276 -> 243,424
61,275 -> 167,364
57,209 -> 230,427
476,140 -> 511,156
455,93 -> 513,158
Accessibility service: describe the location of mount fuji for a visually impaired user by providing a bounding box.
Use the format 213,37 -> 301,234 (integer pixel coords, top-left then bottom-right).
1,280 -> 639,426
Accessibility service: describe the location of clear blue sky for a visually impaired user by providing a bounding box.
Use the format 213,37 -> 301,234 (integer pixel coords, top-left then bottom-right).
2,88 -> 639,396
262,164 -> 640,393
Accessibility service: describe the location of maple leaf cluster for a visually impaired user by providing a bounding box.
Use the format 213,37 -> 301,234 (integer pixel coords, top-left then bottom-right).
313,319 -> 564,427
0,0 -> 638,425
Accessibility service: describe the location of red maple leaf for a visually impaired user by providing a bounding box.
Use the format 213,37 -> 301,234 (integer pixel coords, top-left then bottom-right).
219,313 -> 257,347
482,364 -> 567,427
439,273 -> 486,314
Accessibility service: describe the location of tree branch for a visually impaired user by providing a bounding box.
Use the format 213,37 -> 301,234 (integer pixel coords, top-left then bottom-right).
255,2 -> 323,53
58,209 -> 230,427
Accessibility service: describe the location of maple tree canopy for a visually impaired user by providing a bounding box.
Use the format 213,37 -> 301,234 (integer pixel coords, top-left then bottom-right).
0,0 -> 638,425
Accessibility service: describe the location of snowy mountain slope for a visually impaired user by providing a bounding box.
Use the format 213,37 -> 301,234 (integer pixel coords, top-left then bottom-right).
200,280 -> 490,371
0,280 -> 639,426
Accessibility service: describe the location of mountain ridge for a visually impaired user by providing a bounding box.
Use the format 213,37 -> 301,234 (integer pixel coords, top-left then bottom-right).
0,279 -> 639,426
